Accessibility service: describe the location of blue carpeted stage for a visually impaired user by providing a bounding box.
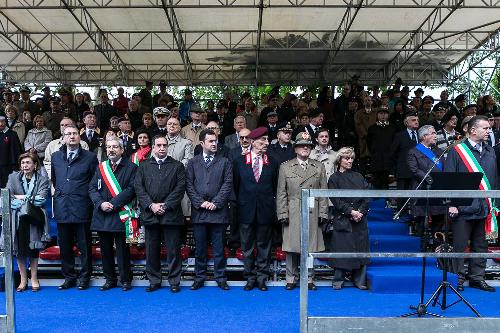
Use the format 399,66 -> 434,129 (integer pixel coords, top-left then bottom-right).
2,199 -> 499,332
2,286 -> 500,333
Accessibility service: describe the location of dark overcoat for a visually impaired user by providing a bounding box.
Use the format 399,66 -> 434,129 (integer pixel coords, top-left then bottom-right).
366,123 -> 395,172
89,158 -> 138,232
444,140 -> 497,220
232,153 -> 279,225
51,145 -> 99,223
134,156 -> 185,226
186,154 -> 232,224
328,170 -> 370,270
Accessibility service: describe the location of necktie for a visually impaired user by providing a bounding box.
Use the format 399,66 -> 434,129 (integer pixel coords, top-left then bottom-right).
411,131 -> 417,143
122,134 -> 128,146
301,162 -> 307,171
68,151 -> 75,162
111,162 -> 117,172
205,155 -> 213,165
475,144 -> 481,152
253,156 -> 261,182
88,130 -> 93,141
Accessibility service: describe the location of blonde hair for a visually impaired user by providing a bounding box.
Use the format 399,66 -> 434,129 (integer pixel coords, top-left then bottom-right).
334,147 -> 355,170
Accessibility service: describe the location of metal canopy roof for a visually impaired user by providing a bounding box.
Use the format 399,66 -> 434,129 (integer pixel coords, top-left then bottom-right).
0,0 -> 499,86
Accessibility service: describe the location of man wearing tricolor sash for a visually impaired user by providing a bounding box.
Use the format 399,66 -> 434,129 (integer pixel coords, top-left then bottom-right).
89,138 -> 138,291
444,115 -> 497,292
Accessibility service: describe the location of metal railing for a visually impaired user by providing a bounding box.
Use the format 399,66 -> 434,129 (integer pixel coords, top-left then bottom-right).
300,189 -> 500,333
0,188 -> 16,333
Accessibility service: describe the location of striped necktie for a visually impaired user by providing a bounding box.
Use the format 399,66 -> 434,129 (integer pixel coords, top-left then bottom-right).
253,156 -> 261,182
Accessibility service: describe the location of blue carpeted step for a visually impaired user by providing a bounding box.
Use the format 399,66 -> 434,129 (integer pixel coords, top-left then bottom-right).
368,264 -> 458,293
370,235 -> 421,252
370,257 -> 437,267
368,222 -> 408,235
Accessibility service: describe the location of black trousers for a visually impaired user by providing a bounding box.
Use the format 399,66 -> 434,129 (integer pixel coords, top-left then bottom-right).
239,223 -> 272,284
145,224 -> 182,286
193,223 -> 227,283
452,217 -> 487,282
97,231 -> 131,283
57,222 -> 92,283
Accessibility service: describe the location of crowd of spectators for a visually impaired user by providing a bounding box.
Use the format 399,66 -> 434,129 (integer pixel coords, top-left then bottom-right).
0,76 -> 498,293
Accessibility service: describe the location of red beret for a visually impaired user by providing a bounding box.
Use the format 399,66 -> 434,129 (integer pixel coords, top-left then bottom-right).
249,127 -> 268,140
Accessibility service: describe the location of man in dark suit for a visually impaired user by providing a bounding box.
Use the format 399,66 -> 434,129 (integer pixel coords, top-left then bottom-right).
265,111 -> 279,142
210,99 -> 234,140
406,125 -> 445,237
228,128 -> 251,162
445,115 -> 497,292
186,129 -> 233,290
268,123 -> 295,165
150,107 -> 169,137
233,127 -> 280,291
93,91 -> 118,133
116,117 -> 137,158
390,111 -> 419,210
80,111 -> 102,153
303,109 -> 324,145
224,115 -> 246,150
134,135 -> 186,293
89,138 -> 138,291
51,125 -> 98,291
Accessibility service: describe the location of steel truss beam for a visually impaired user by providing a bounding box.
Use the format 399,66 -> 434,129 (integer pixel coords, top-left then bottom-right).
384,0 -> 465,83
1,0 -> 499,9
448,30 -> 500,82
60,0 -> 132,84
0,28 -> 496,52
321,0 -> 363,80
160,0 -> 193,84
0,12 -> 65,82
2,63 -> 449,86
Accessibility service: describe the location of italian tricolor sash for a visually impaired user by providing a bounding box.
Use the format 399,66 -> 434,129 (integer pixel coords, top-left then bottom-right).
98,161 -> 139,243
454,143 -> 498,240
131,152 -> 140,166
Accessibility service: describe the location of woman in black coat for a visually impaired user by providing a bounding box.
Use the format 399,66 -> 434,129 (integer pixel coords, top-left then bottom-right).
406,124 -> 446,240
89,138 -> 138,291
328,147 -> 370,290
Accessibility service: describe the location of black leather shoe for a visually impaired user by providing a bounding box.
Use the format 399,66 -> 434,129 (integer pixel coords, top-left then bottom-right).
457,279 -> 465,292
58,280 -> 77,290
77,282 -> 89,290
146,283 -> 161,292
243,281 -> 255,291
122,282 -> 132,291
170,284 -> 181,293
217,281 -> 230,291
99,281 -> 117,291
190,280 -> 205,290
308,282 -> 317,291
469,280 -> 496,292
285,283 -> 296,290
257,281 -> 268,291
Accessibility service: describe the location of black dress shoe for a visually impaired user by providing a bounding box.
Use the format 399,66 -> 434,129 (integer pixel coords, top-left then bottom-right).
217,281 -> 230,291
244,281 -> 255,291
469,280 -> 496,292
170,284 -> 181,293
78,282 -> 89,290
146,283 -> 161,292
257,281 -> 268,291
285,283 -> 296,290
457,279 -> 465,292
99,281 -> 117,291
58,280 -> 76,290
122,282 -> 132,291
190,280 -> 205,290
308,282 -> 317,291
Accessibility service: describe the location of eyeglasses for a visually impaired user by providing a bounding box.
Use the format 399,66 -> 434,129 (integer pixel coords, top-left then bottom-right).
207,127 -> 219,130
63,132 -> 79,136
240,136 -> 249,140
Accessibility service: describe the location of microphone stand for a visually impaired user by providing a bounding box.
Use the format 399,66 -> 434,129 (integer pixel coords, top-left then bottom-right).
394,138 -> 460,220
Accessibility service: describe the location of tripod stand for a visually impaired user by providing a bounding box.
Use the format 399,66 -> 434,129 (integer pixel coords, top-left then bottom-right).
402,172 -> 483,318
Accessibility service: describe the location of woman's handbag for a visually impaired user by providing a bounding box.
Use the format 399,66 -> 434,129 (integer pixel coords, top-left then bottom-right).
19,199 -> 45,227
18,173 -> 45,227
